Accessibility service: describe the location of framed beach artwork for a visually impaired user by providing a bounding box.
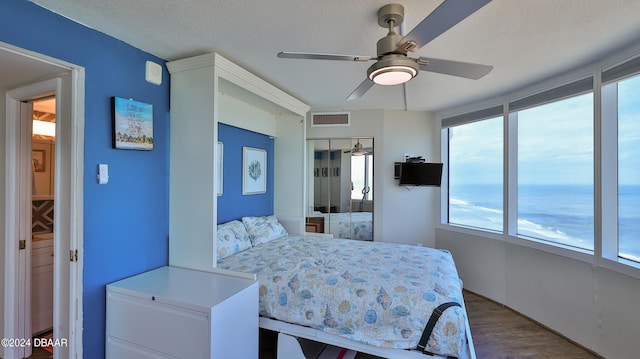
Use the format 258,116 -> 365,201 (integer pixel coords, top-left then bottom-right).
112,96 -> 154,150
242,146 -> 266,195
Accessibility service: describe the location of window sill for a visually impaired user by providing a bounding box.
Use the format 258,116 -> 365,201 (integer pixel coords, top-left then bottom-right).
600,256 -> 640,279
438,224 -> 596,266
436,223 -> 504,241
507,234 -> 595,264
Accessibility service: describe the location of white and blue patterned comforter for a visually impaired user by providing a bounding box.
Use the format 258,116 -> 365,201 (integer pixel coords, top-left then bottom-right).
217,235 -> 467,357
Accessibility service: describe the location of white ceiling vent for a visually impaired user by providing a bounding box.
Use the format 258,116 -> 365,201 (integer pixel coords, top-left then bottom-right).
311,112 -> 350,127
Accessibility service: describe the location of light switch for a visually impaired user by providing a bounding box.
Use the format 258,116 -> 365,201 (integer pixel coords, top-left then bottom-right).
97,164 -> 109,184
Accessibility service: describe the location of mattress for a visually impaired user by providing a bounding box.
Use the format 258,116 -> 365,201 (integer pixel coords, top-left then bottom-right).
217,235 -> 467,357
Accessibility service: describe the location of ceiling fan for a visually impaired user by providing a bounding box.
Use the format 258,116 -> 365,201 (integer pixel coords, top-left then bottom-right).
344,139 -> 371,156
277,0 -> 493,100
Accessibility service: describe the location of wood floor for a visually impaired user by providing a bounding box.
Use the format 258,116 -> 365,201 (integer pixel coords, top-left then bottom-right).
463,291 -> 600,359
26,330 -> 53,359
25,346 -> 52,359
261,290 -> 602,359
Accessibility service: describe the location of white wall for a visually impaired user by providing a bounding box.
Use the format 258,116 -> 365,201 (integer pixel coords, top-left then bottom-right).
307,109 -> 440,246
379,110 -> 440,247
436,228 -> 640,358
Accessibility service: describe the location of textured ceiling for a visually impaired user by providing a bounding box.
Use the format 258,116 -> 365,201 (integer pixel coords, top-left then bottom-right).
28,0 -> 640,113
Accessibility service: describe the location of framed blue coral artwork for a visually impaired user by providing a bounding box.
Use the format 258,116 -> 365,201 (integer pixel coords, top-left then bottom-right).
242,146 -> 266,195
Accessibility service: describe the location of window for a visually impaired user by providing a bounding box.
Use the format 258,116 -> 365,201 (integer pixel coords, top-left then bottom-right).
444,109 -> 503,232
441,51 -> 640,276
617,74 -> 640,262
515,92 -> 594,250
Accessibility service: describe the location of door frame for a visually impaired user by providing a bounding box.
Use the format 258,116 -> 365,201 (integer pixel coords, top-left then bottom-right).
3,43 -> 84,359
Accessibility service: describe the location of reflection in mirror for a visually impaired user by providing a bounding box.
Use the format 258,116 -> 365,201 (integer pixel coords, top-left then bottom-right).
32,97 -> 56,200
306,138 -> 373,241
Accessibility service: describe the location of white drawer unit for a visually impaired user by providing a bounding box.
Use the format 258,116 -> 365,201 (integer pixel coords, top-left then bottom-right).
106,266 -> 258,359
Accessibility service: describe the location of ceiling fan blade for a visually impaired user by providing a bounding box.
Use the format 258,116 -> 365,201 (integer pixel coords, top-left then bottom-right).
346,78 -> 375,101
397,0 -> 492,51
418,57 -> 493,79
277,52 -> 372,62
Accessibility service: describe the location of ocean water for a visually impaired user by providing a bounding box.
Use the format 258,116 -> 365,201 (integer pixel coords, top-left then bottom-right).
449,184 -> 640,261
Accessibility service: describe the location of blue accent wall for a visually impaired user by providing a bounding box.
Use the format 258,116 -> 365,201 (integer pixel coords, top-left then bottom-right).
217,123 -> 274,223
2,1 -> 170,357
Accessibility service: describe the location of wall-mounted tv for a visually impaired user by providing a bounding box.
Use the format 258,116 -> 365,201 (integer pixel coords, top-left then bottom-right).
397,162 -> 443,187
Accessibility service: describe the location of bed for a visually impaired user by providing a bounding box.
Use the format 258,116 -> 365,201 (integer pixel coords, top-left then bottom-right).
216,216 -> 474,359
316,211 -> 373,241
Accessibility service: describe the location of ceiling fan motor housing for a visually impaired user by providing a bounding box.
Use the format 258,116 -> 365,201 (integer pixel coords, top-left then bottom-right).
377,33 -> 405,56
377,3 -> 408,56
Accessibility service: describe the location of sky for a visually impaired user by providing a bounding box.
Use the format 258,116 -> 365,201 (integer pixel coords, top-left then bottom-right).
448,116 -> 503,185
448,74 -> 640,186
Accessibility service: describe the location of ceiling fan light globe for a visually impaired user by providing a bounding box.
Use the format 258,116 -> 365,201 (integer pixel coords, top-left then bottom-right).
369,66 -> 416,85
367,55 -> 419,86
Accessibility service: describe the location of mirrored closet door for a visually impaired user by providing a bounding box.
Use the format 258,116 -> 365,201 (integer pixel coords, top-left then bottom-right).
306,138 -> 373,240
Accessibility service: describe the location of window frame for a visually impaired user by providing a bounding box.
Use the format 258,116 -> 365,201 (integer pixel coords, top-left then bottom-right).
511,87 -> 595,251
599,56 -> 640,277
442,110 -> 504,233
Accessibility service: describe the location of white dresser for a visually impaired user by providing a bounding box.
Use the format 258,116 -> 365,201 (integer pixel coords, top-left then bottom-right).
106,266 -> 258,359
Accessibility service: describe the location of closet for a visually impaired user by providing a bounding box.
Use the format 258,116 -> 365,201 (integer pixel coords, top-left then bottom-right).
306,138 -> 374,240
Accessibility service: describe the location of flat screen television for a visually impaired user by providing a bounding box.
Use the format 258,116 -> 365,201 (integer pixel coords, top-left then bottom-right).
398,162 -> 443,187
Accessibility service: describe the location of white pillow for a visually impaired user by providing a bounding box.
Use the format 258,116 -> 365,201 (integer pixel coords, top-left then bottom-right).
242,215 -> 288,246
217,220 -> 252,259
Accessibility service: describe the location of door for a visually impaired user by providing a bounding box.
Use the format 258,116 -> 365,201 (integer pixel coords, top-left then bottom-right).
31,97 -> 57,337
17,101 -> 34,359
3,46 -> 84,358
